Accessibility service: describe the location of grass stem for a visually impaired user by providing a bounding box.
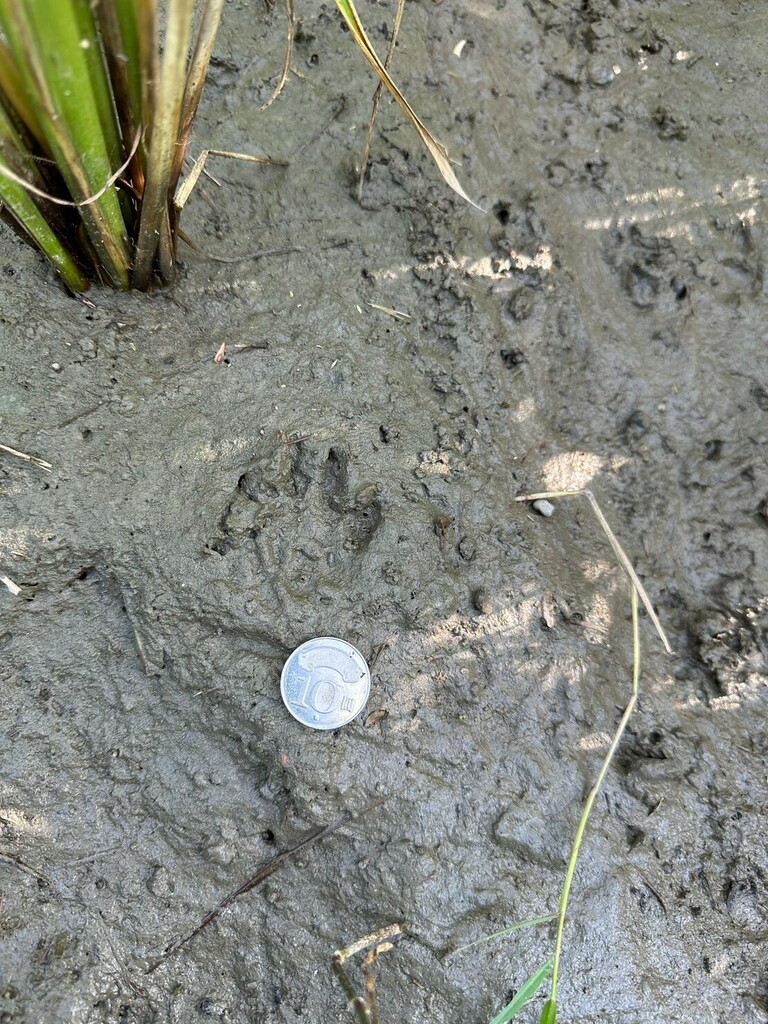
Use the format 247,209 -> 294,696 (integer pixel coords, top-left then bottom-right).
548,587 -> 640,1006
131,0 -> 195,288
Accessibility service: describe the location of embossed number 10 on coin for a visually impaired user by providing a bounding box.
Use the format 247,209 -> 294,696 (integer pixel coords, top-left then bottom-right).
280,637 -> 371,730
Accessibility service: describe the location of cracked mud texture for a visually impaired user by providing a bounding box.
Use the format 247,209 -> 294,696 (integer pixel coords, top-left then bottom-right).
1,1 -> 767,1022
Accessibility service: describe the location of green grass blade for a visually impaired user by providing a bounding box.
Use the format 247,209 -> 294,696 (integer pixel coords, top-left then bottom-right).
0,108 -> 87,290
70,0 -> 123,164
0,0 -> 131,287
114,0 -> 144,130
93,0 -> 148,215
93,0 -> 141,144
449,915 -> 557,957
489,959 -> 553,1024
540,999 -> 557,1024
132,0 -> 195,288
134,0 -> 158,138
0,37 -> 46,150
335,0 -> 479,209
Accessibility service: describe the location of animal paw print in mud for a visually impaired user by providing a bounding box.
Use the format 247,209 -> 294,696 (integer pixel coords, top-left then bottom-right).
208,441 -> 383,591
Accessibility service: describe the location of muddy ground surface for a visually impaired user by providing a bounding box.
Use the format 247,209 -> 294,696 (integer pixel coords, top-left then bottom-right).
1,2 -> 767,1022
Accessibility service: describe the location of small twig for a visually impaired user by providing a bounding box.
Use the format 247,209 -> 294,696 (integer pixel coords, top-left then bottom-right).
333,924 -> 402,1024
0,852 -> 51,886
174,149 -> 288,212
336,924 -> 402,962
145,796 -> 386,974
358,0 -> 406,202
195,243 -> 305,265
233,342 -> 270,353
182,237 -> 350,266
366,301 -> 411,321
333,957 -> 372,1024
369,633 -> 397,672
0,443 -> 52,471
261,0 -> 296,110
363,951 -> 379,1024
60,846 -> 123,867
1,574 -> 21,596
292,95 -> 347,158
278,431 -> 314,445
213,341 -> 270,363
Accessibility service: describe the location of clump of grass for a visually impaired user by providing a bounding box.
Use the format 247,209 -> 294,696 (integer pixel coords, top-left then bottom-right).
0,0 -> 227,290
0,0 -> 473,292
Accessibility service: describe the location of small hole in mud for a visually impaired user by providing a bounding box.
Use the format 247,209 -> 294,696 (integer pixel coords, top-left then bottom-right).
493,202 -> 511,225
500,348 -> 525,368
308,52 -> 319,65
262,828 -> 275,843
626,825 -> 644,850
671,278 -> 687,300
81,428 -> 92,440
704,439 -> 722,461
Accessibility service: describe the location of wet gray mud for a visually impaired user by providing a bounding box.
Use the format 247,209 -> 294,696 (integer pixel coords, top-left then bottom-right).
1,2 -> 766,1022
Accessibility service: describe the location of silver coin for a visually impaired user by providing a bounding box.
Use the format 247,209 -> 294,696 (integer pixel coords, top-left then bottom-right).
280,637 -> 371,730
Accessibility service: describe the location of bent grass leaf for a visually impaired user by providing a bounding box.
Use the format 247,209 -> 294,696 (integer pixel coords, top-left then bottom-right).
335,0 -> 480,210
489,959 -> 553,1024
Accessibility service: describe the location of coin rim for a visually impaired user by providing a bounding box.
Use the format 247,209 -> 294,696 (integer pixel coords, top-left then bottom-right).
280,636 -> 371,731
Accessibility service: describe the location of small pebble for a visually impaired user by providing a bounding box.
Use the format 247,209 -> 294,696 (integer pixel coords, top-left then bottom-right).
533,499 -> 555,518
589,64 -> 615,87
51,362 -> 62,372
